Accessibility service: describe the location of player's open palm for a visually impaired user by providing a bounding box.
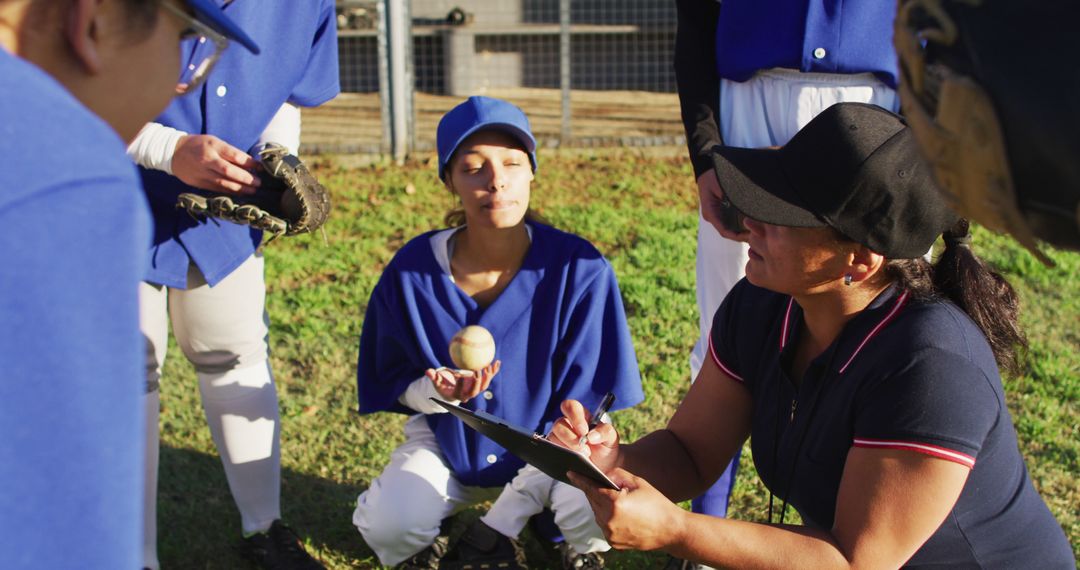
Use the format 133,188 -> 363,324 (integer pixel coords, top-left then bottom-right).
172,134 -> 260,195
426,360 -> 501,403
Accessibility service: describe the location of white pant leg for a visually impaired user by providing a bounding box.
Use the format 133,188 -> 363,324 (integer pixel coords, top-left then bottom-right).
689,225 -> 749,381
170,254 -> 271,374
481,464 -> 609,554
691,69 -> 898,381
354,415 -> 499,566
196,363 -> 281,534
548,477 -> 609,554
169,254 -> 281,534
139,282 -> 169,570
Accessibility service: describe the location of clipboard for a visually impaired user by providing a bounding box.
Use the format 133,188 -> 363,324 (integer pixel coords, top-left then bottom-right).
430,398 -> 620,491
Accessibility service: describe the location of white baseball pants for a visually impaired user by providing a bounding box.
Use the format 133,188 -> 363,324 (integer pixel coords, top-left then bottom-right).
353,415 -> 608,566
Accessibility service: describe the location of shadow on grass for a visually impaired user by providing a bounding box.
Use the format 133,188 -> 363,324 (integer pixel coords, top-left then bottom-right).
156,445 -> 668,569
157,445 -> 377,568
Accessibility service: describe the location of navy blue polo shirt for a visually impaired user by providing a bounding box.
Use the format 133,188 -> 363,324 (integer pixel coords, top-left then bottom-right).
141,0 -> 340,288
710,280 -> 1072,567
715,0 -> 899,87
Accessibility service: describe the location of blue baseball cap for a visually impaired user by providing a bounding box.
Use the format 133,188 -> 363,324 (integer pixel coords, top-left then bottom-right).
437,96 -> 537,180
187,0 -> 260,54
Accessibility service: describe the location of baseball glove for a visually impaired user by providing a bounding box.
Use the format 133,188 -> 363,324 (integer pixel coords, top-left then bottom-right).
176,143 -> 331,241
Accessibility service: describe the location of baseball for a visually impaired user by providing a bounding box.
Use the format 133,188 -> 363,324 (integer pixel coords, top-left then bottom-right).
449,325 -> 496,371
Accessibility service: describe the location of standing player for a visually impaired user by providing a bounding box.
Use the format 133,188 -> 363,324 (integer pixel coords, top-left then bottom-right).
0,0 -> 257,568
126,2 -> 339,568
674,2 -> 899,561
352,97 -> 645,569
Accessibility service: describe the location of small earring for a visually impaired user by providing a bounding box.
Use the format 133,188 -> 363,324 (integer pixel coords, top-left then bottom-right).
843,274 -> 853,286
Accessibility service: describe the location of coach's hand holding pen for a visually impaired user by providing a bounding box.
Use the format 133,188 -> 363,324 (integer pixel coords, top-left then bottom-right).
578,392 -> 615,448
551,394 -> 621,473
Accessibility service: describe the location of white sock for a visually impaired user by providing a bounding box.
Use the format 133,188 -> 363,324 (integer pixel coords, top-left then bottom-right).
197,362 -> 282,535
143,390 -> 160,570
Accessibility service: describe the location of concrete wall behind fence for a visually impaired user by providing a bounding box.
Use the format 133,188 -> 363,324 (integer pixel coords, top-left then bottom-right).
338,0 -> 677,94
308,0 -> 683,155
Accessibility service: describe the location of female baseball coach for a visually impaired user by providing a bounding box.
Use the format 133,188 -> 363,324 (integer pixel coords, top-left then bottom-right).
550,103 -> 1073,568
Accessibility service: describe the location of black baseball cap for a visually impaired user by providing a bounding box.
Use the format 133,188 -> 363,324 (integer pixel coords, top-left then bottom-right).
711,103 -> 958,259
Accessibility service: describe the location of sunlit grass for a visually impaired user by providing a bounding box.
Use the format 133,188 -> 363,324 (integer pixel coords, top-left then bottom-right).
156,151 -> 1078,568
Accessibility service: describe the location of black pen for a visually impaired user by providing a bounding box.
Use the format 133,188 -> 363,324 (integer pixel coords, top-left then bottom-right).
578,392 -> 615,447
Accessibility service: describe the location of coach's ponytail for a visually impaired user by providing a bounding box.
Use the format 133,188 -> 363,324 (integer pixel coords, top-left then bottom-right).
932,219 -> 1026,375
883,219 -> 1025,375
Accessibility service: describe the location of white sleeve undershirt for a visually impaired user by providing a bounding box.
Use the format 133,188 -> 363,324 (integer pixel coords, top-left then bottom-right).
254,102 -> 302,156
125,102 -> 303,174
398,376 -> 458,414
126,122 -> 187,174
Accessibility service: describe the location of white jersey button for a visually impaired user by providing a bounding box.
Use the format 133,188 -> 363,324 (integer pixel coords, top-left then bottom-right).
483,391 -> 493,400
216,85 -> 227,97
486,454 -> 497,464
813,47 -> 827,59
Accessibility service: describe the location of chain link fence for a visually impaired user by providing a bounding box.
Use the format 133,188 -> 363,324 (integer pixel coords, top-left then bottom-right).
300,0 -> 682,157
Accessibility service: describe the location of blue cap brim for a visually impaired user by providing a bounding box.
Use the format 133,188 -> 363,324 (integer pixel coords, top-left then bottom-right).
186,0 -> 260,54
440,123 -> 537,180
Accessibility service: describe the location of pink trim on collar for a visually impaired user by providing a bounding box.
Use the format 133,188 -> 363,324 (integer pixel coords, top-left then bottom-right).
838,290 -> 911,374
780,297 -> 795,349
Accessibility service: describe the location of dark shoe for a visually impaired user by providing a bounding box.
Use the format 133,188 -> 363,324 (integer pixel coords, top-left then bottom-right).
244,520 -> 325,570
439,519 -> 526,570
397,534 -> 450,570
556,542 -> 604,569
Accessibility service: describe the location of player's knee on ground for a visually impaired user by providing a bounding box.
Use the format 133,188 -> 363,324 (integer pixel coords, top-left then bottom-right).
353,473 -> 448,565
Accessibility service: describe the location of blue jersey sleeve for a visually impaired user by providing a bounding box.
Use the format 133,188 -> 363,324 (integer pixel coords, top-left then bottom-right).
355,273 -> 428,416
544,258 -> 643,432
288,0 -> 341,108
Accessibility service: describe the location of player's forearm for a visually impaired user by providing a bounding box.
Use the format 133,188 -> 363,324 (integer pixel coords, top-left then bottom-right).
669,515 -> 850,570
674,0 -> 723,178
617,429 -> 718,502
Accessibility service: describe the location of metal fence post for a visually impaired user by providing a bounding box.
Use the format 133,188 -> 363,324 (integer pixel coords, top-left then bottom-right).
559,0 -> 572,143
383,0 -> 412,162
376,0 -> 391,155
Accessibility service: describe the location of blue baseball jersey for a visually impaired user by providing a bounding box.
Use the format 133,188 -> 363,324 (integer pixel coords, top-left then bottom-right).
711,280 -> 1073,567
357,222 -> 645,488
0,50 -> 151,569
715,0 -> 899,87
141,0 -> 340,288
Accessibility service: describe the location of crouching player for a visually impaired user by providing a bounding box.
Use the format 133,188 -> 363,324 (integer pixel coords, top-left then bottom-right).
352,97 -> 644,569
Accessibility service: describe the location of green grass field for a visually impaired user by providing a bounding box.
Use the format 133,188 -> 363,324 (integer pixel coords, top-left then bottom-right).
156,151 -> 1079,568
